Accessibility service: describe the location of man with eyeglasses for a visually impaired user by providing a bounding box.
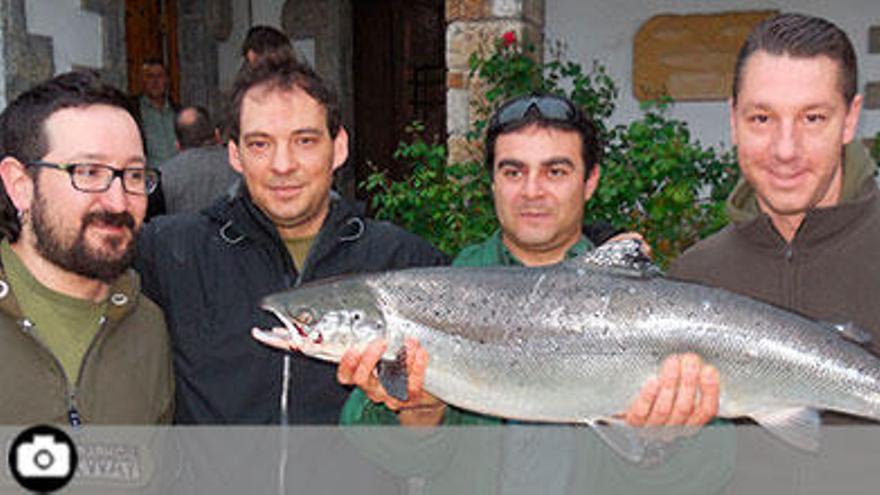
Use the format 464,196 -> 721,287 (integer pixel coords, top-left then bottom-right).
0,71 -> 173,424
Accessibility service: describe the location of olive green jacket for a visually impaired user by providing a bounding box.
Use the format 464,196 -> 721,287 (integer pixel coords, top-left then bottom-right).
0,266 -> 174,424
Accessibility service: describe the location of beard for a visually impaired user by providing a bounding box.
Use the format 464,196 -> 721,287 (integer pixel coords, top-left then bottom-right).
30,187 -> 139,284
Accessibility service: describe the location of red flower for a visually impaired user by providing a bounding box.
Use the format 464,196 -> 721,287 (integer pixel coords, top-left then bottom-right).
501,31 -> 517,47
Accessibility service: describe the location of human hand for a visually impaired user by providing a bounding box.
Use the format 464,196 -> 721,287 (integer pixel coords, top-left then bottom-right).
337,338 -> 447,426
624,353 -> 719,439
605,231 -> 653,259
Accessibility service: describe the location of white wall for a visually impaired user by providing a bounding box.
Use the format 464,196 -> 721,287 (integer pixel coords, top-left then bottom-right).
546,0 -> 880,148
217,0 -> 287,90
25,0 -> 102,74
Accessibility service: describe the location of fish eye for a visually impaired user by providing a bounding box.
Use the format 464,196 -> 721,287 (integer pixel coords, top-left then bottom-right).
352,312 -> 362,321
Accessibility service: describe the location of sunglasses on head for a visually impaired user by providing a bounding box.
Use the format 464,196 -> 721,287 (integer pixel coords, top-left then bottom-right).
489,94 -> 581,132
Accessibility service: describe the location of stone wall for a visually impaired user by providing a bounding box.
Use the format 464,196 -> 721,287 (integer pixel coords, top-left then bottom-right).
446,0 -> 544,163
0,0 -> 126,106
176,0 -> 223,109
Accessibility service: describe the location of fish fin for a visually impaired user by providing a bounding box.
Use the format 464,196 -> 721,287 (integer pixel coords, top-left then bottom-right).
570,239 -> 662,278
752,407 -> 821,452
587,418 -> 646,463
819,321 -> 872,345
377,346 -> 409,402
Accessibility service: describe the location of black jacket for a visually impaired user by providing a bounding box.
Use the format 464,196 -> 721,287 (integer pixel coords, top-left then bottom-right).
136,189 -> 448,424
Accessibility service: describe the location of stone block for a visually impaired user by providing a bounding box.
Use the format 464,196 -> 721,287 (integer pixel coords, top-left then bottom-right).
447,71 -> 466,89
870,26 -> 880,54
865,82 -> 880,110
447,20 -> 522,70
633,11 -> 777,101
447,87 -> 471,136
492,0 -> 522,18
522,0 -> 544,26
446,0 -> 491,22
447,134 -> 482,165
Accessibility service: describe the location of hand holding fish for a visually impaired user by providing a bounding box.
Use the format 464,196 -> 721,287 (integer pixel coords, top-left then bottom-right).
337,338 -> 446,426
624,353 -> 720,435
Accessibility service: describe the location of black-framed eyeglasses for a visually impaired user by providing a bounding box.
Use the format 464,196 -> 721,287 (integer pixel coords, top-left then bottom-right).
489,94 -> 581,133
27,161 -> 160,196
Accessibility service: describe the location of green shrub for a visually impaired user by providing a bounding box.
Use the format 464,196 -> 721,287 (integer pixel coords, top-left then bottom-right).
362,32 -> 739,265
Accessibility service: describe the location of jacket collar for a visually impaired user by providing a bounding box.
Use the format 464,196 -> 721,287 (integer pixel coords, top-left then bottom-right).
203,183 -> 367,250
726,142 -> 879,248
0,259 -> 141,324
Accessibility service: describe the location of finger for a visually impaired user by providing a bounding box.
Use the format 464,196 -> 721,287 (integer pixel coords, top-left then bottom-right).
686,364 -> 720,427
625,375 -> 660,426
644,355 -> 681,426
351,339 -> 387,387
666,353 -> 701,426
408,346 -> 430,398
336,348 -> 361,384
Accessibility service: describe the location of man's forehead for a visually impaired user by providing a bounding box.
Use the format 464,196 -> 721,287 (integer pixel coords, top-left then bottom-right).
240,84 -> 328,128
43,105 -> 144,162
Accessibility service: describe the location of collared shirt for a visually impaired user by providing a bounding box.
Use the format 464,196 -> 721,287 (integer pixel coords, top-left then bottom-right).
453,229 -> 594,267
139,95 -> 177,166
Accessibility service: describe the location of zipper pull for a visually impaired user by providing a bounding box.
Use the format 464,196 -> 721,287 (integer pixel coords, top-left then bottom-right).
68,407 -> 82,427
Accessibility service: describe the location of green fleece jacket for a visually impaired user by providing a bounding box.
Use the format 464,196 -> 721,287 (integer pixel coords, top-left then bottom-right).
0,264 -> 174,425
670,142 -> 880,352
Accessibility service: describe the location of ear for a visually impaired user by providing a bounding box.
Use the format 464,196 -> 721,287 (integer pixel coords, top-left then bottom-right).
583,164 -> 601,202
331,127 -> 349,172
0,156 -> 35,213
228,139 -> 244,174
842,94 -> 863,145
728,98 -> 738,146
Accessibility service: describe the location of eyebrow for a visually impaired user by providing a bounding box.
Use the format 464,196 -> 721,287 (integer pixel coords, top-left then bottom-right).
67,153 -> 146,167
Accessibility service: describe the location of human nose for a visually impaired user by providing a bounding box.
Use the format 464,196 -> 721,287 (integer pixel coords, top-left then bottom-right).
270,142 -> 298,174
99,176 -> 129,212
522,170 -> 544,198
772,119 -> 799,163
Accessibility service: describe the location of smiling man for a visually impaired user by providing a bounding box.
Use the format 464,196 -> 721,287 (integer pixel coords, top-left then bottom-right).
0,71 -> 172,424
669,13 -> 880,350
136,56 -> 445,424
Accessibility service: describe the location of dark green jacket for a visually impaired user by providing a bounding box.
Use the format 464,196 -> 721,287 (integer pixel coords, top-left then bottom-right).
0,267 -> 174,424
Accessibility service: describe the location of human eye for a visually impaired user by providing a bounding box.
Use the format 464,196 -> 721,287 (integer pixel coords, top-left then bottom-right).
124,168 -> 146,184
246,138 -> 271,154
747,113 -> 770,124
547,165 -> 571,178
805,112 -> 828,124
72,163 -> 105,178
499,166 -> 522,179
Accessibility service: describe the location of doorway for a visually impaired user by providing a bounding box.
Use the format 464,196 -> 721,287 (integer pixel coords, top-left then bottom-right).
125,0 -> 179,102
352,0 -> 446,195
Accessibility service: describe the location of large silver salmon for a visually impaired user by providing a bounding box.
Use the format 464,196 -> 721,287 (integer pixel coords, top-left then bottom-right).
254,240 -> 880,453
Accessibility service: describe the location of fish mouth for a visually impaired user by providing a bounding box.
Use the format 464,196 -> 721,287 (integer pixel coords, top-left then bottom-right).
263,305 -> 324,345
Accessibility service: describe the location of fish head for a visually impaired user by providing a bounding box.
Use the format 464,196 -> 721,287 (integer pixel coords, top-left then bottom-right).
260,278 -> 387,362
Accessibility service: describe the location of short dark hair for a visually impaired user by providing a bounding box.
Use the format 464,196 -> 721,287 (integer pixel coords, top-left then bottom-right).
142,58 -> 166,70
0,71 -> 137,241
484,93 -> 601,181
175,106 -> 216,149
241,25 -> 296,62
228,56 -> 342,141
733,13 -> 857,105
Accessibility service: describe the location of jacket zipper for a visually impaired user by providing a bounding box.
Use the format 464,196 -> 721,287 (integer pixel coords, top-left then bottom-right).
19,319 -> 81,427
19,314 -> 110,427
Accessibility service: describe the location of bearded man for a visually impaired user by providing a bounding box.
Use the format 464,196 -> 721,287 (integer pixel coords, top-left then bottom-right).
0,71 -> 173,424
